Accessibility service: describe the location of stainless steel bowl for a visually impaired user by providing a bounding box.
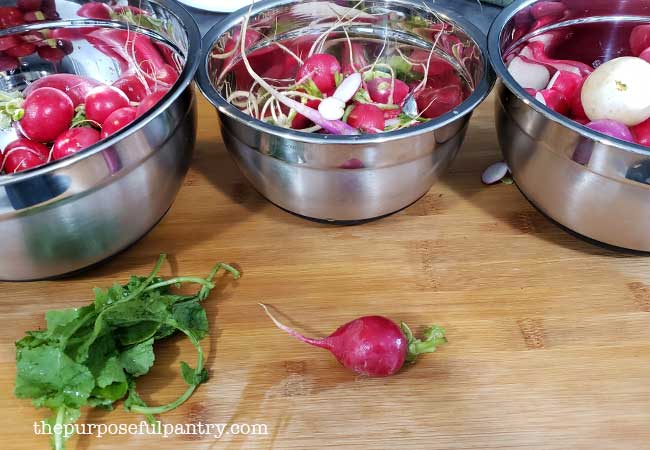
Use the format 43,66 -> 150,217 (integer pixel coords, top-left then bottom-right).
0,0 -> 200,280
197,0 -> 494,222
489,0 -> 650,251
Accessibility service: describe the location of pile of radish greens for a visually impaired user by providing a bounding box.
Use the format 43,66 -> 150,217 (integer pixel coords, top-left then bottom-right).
0,1 -> 180,175
212,2 -> 478,136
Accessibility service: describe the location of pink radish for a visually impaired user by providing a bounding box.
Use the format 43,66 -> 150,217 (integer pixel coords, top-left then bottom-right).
367,77 -> 409,105
24,74 -> 102,106
135,89 -> 168,118
586,119 -> 634,142
347,103 -> 385,133
535,89 -> 569,114
630,25 -> 650,57
51,127 -> 100,160
77,2 -> 112,20
260,304 -> 446,377
416,85 -> 464,119
84,85 -> 129,124
292,99 -> 321,129
631,119 -> 650,146
113,74 -> 149,102
507,56 -> 550,90
0,7 -> 25,28
19,87 -> 74,143
101,106 -> 137,138
1,138 -> 48,173
296,53 -> 341,97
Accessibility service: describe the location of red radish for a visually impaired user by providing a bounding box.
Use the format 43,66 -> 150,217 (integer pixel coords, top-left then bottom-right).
367,77 -> 409,105
531,1 -> 566,20
519,42 -> 593,77
101,106 -> 137,138
84,85 -> 129,124
5,42 -> 35,58
113,74 -> 149,102
17,0 -> 42,12
0,54 -> 19,71
136,89 -> 168,118
383,107 -> 401,120
40,0 -> 57,19
570,92 -> 588,120
24,73 -> 101,106
546,70 -> 583,99
639,47 -> 650,63
0,35 -> 20,51
427,70 -> 463,91
1,138 -> 48,173
259,304 -> 446,377
296,53 -> 341,97
0,7 -> 25,29
416,85 -> 464,119
411,49 -> 455,77
347,103 -> 385,133
148,63 -> 179,87
77,2 -> 112,20
535,89 -> 569,114
19,87 -> 74,143
292,99 -> 321,129
630,25 -> 650,57
631,119 -> 650,146
51,127 -> 100,160
37,45 -> 65,63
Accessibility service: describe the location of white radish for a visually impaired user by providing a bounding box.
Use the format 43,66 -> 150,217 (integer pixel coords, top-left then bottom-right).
318,72 -> 362,120
581,56 -> 650,126
507,56 -> 550,90
482,162 -> 510,185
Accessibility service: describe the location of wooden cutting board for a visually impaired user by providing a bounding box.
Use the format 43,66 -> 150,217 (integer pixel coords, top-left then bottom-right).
1,92 -> 649,450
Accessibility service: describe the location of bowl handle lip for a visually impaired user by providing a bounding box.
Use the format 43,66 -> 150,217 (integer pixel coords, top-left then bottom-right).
195,0 -> 496,146
0,0 -> 202,189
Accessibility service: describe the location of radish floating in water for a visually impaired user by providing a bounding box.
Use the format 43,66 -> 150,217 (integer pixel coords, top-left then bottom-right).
581,57 -> 650,126
1,138 -> 48,173
507,56 -> 550,90
259,304 -> 447,377
84,85 -> 130,124
51,127 -> 100,160
546,70 -> 584,99
19,87 -> 74,143
586,119 -> 634,142
630,25 -> 650,57
535,89 -> 569,114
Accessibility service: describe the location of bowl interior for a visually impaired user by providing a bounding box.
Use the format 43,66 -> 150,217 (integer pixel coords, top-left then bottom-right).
201,0 -> 491,140
0,0 -> 191,169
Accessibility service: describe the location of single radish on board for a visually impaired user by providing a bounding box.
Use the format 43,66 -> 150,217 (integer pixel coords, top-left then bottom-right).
101,106 -> 137,138
259,304 -> 447,377
1,138 -> 48,173
19,87 -> 74,143
51,127 -> 100,160
84,85 -> 130,124
346,103 -> 385,133
296,53 -> 341,97
581,57 -> 650,126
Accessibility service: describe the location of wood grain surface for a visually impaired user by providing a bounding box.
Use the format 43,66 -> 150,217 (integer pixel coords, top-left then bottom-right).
1,92 -> 650,450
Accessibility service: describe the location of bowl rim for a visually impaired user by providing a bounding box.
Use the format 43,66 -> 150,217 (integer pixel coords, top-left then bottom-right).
196,0 -> 496,145
487,0 -> 650,157
0,0 -> 202,187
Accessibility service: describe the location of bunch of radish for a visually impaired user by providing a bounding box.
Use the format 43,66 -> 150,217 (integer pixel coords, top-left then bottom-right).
507,21 -> 650,147
218,11 -> 469,136
0,72 -> 171,174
